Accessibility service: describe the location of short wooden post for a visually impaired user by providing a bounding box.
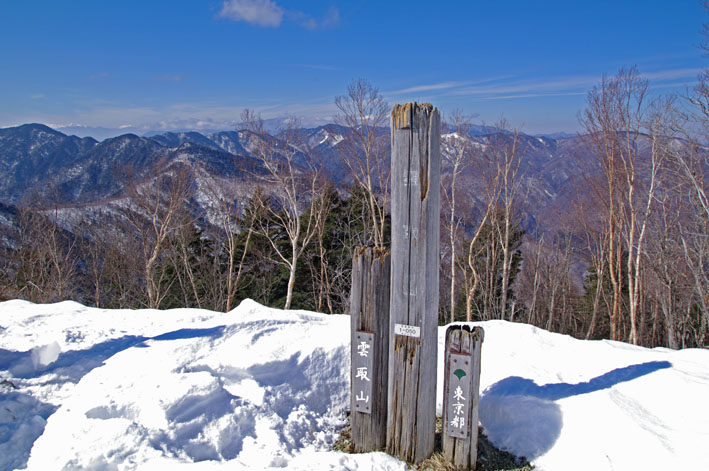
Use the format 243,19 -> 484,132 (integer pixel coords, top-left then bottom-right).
350,247 -> 391,452
442,325 -> 484,470
387,103 -> 441,464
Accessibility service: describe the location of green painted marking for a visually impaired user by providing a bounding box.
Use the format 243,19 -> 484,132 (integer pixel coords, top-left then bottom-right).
453,368 -> 466,380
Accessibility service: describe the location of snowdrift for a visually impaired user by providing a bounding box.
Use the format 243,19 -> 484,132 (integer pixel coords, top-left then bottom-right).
1,299 -> 708,470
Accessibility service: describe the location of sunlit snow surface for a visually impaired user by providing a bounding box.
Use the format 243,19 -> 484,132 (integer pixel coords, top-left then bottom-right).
1,299 -> 708,470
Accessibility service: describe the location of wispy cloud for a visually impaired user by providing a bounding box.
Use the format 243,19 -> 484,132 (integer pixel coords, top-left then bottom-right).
219,1 -> 339,30
389,76 -> 516,95
484,91 -> 588,100
218,0 -> 283,27
152,74 -> 182,82
452,75 -> 601,98
321,6 -> 339,28
642,67 -> 702,82
294,6 -> 339,30
89,72 -> 110,80
30,93 -> 45,100
392,81 -> 471,95
389,68 -> 701,103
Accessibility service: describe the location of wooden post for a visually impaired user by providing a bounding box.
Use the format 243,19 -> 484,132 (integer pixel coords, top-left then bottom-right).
442,325 -> 484,470
387,102 -> 441,464
350,246 -> 391,452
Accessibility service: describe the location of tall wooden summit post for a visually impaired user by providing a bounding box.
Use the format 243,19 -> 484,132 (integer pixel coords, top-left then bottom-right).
387,102 -> 441,464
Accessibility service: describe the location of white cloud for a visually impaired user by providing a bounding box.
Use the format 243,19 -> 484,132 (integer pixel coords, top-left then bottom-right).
218,0 -> 283,27
219,1 -> 339,30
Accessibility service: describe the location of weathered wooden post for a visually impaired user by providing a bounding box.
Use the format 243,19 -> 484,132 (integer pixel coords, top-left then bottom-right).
442,325 -> 484,470
387,102 -> 441,464
350,247 -> 391,451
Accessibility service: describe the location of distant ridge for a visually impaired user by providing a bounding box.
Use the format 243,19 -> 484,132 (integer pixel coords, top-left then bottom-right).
535,131 -> 576,139
0,121 -> 596,240
49,116 -> 335,141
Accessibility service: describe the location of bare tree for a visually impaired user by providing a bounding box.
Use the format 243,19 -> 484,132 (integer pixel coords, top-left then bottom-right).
519,236 -> 544,326
335,79 -> 390,248
485,122 -> 526,320
204,180 -> 259,311
77,216 -> 112,308
543,235 -> 575,333
308,183 -> 336,313
581,67 -> 650,343
170,211 -> 201,308
12,207 -> 56,303
464,134 -> 503,321
44,204 -> 78,301
241,109 -> 319,309
620,97 -> 670,344
440,110 -> 475,322
572,190 -> 610,340
9,203 -> 78,303
670,65 -> 709,343
644,185 -> 693,348
327,186 -> 373,313
124,162 -> 194,309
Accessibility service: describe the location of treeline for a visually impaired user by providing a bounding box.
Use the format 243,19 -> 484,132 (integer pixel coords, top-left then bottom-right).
0,178 -> 371,314
435,68 -> 708,349
1,73 -> 708,350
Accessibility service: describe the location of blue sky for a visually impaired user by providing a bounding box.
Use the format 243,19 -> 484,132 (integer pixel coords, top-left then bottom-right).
1,1 -> 706,135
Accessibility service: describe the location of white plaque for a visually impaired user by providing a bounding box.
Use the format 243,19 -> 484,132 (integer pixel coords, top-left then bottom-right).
394,323 -> 420,338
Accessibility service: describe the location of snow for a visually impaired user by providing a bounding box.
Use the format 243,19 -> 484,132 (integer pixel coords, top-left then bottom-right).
2,300 -> 708,470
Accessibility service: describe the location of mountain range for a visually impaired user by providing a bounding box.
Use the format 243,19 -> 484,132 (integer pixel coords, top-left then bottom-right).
0,122 -> 588,239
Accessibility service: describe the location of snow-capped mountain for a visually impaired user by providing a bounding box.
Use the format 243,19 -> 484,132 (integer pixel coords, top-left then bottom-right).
0,122 -> 595,240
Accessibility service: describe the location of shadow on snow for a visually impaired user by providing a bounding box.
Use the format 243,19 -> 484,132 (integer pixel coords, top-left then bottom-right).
0,390 -> 57,470
1,325 -> 226,381
479,361 -> 672,461
483,361 -> 672,401
0,325 -> 227,468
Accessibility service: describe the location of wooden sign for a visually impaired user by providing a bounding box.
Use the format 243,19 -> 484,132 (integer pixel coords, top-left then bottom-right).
446,353 -> 472,439
442,325 -> 484,470
353,331 -> 374,414
349,247 -> 390,452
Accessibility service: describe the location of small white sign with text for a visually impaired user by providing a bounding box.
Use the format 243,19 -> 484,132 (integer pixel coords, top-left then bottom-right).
394,323 -> 421,338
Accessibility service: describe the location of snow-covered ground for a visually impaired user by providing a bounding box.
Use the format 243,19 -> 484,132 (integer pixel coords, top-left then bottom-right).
1,299 -> 708,470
